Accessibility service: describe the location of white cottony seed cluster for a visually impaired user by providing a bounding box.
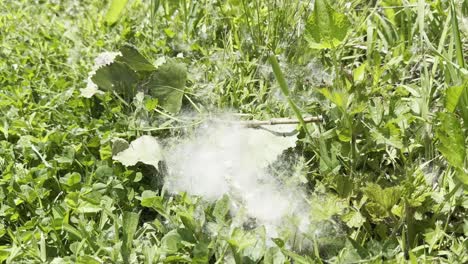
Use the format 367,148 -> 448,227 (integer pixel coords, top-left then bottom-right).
164,119 -> 311,239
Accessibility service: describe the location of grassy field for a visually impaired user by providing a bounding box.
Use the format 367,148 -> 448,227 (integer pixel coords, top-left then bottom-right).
0,0 -> 467,263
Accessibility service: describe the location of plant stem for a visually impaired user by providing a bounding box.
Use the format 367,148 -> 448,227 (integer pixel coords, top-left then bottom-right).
268,54 -> 313,139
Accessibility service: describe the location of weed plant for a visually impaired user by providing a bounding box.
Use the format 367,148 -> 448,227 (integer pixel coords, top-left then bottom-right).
0,0 -> 467,263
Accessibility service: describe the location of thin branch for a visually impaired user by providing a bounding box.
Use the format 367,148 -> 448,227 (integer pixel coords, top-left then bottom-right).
213,116 -> 323,128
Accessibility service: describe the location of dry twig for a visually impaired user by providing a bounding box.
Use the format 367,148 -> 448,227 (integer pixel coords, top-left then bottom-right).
213,116 -> 323,128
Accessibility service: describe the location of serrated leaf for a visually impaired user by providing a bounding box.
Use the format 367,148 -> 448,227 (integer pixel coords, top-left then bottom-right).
104,0 -> 128,25
365,202 -> 387,220
116,45 -> 156,72
305,0 -> 350,49
144,97 -> 159,111
111,138 -> 129,156
311,194 -> 346,221
143,59 -> 187,114
446,85 -> 464,112
91,61 -> 138,98
342,210 -> 365,228
435,112 -> 466,169
320,88 -> 347,110
363,183 -> 402,212
113,135 -> 163,168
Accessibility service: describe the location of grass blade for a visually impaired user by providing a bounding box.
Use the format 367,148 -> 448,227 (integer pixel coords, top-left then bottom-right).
105,0 -> 129,25
122,212 -> 140,264
268,54 -> 312,138
450,0 -> 465,68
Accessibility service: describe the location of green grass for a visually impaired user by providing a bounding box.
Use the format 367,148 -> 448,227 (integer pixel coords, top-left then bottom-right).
0,0 -> 467,263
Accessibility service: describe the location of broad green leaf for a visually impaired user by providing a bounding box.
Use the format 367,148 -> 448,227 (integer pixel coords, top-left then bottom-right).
363,183 -> 402,212
140,190 -> 166,215
77,255 -> 101,264
370,127 -> 404,149
99,143 -> 113,161
91,61 -> 138,98
227,228 -> 257,254
60,172 -> 81,187
345,237 -> 369,259
424,222 -> 444,251
143,59 -> 187,114
116,45 -> 156,72
213,195 -> 230,222
342,210 -> 365,228
113,135 -> 163,168
144,97 -> 159,111
278,247 -> 313,264
54,146 -> 75,164
111,138 -> 129,156
380,188 -> 401,211
271,238 -> 285,248
445,85 -> 464,112
334,174 -> 353,198
178,212 -> 197,233
160,230 -> 182,254
264,246 -> 286,264
353,63 -> 367,84
454,170 -> 468,186
76,202 -> 101,214
435,112 -> 466,169
104,0 -> 128,25
0,246 -> 9,263
305,0 -> 350,49
95,165 -> 114,179
177,227 -> 197,244
310,194 -> 346,221
320,88 -> 347,110
65,192 -> 79,209
365,202 -> 387,220
192,241 -> 209,264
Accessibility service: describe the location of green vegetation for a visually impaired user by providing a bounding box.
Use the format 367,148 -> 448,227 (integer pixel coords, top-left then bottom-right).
0,0 -> 467,263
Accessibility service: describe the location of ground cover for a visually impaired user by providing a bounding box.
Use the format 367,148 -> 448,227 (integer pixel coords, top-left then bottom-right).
0,0 -> 467,263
